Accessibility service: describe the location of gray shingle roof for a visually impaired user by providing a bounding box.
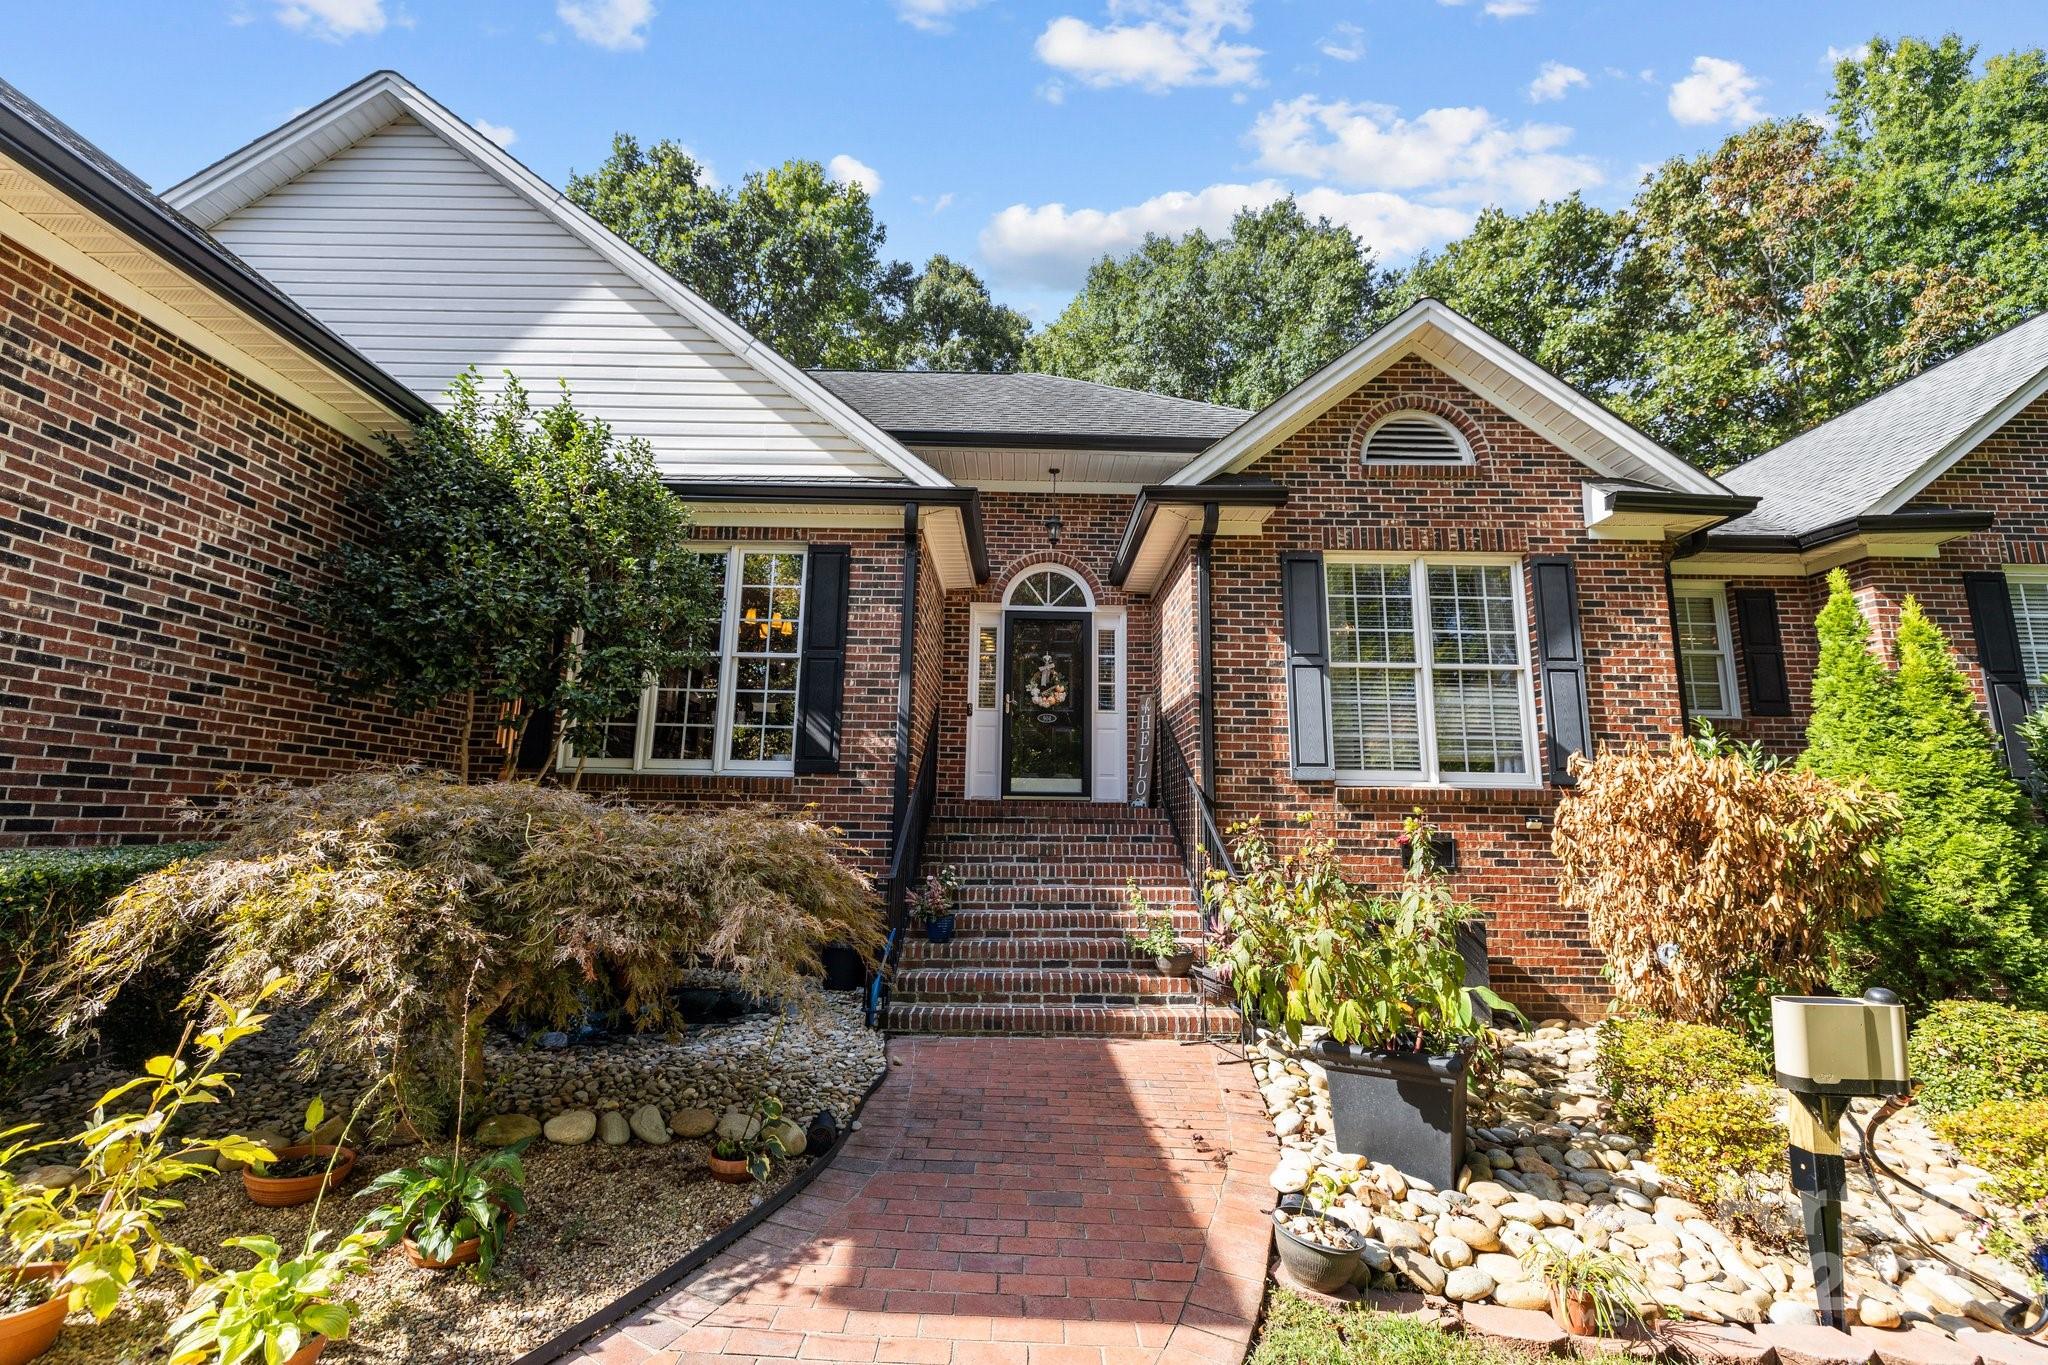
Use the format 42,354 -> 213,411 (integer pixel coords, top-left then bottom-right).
810,370 -> 1248,448
1719,312 -> 2048,537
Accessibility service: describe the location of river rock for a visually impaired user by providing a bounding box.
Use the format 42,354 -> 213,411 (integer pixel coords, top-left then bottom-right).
474,1113 -> 541,1148
1767,1299 -> 1817,1326
1430,1235 -> 1476,1269
1856,1297 -> 1901,1330
543,1109 -> 597,1144
629,1103 -> 670,1145
1445,1215 -> 1501,1251
1445,1267 -> 1496,1302
600,1110 -> 631,1145
20,1164 -> 80,1190
1496,1279 -> 1551,1311
670,1107 -> 718,1139
716,1106 -> 763,1142
1393,1248 -> 1448,1296
767,1118 -> 809,1157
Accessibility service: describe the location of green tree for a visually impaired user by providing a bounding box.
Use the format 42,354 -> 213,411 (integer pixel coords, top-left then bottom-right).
1800,573 -> 2048,1004
568,136 -> 904,369
306,371 -> 722,781
882,253 -> 1029,371
1025,199 -> 1386,408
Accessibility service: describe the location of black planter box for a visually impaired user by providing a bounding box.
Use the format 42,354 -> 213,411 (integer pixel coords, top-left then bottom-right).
1311,1039 -> 1469,1190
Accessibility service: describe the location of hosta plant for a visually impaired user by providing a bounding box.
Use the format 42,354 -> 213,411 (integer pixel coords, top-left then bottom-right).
355,1141 -> 530,1282
164,1230 -> 375,1365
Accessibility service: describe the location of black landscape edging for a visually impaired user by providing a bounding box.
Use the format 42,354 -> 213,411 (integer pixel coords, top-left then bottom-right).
510,1052 -> 897,1365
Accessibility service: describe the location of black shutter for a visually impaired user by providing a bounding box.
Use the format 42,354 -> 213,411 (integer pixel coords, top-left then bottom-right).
1731,589 -> 1792,717
1530,555 -> 1592,785
1281,551 -> 1335,779
794,545 -> 850,775
1964,571 -> 2035,778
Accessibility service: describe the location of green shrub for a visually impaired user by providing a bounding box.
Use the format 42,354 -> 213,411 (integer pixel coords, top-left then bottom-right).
1908,1000 -> 2048,1114
1650,1087 -> 1786,1205
1932,1100 -> 2048,1209
0,842 -> 212,1098
1596,1016 -> 1765,1135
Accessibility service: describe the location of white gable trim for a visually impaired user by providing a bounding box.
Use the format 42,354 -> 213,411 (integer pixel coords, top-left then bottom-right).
1870,361 -> 2048,514
166,71 -> 951,490
1163,298 -> 1727,497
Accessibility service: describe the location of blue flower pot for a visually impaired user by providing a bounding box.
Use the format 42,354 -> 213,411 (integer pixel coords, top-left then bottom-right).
923,914 -> 955,944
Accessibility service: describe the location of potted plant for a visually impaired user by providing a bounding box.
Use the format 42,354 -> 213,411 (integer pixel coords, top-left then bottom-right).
354,1142 -> 528,1280
1521,1243 -> 1648,1337
1213,814 -> 1521,1188
164,1229 -> 375,1365
244,1099 -> 356,1209
0,984 -> 289,1363
709,1096 -> 791,1184
1127,884 -> 1194,977
1271,1170 -> 1365,1294
907,868 -> 959,944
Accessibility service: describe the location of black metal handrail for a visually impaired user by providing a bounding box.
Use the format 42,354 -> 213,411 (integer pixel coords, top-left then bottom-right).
866,706 -> 940,1028
1153,702 -> 1236,926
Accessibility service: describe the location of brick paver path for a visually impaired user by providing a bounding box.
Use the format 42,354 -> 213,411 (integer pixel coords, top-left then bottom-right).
562,1037 -> 1277,1365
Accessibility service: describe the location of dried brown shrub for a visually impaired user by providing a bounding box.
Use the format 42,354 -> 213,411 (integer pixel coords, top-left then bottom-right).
1553,737 -> 1894,1022
43,770 -> 880,1132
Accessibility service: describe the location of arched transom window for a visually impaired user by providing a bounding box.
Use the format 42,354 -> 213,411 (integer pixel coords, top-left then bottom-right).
1005,566 -> 1091,609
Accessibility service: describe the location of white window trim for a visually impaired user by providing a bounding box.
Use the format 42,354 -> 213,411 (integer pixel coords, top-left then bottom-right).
1003,563 -> 1094,610
558,543 -> 808,777
2005,566 -> 2048,707
1673,583 -> 1741,721
1325,553 -> 1540,789
1360,411 -> 1476,468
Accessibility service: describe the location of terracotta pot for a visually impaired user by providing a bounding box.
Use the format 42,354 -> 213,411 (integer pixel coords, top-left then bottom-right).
1156,951 -> 1194,978
284,1336 -> 328,1365
1551,1286 -> 1598,1337
402,1209 -> 514,1270
707,1153 -> 754,1184
0,1263 -> 68,1365
243,1145 -> 355,1208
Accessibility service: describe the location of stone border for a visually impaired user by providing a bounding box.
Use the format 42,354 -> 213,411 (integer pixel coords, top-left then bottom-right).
509,1061 -> 894,1365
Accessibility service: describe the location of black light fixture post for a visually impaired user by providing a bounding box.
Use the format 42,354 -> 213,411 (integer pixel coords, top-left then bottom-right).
1044,466 -> 1063,546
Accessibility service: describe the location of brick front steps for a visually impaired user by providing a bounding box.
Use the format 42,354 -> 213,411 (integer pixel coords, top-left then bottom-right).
889,802 -> 1234,1038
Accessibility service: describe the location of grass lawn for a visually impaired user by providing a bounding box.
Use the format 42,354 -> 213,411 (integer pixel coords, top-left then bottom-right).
1249,1287 -> 1545,1365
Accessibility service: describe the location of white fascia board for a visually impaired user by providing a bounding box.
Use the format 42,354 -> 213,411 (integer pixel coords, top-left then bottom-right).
166,72 -> 953,492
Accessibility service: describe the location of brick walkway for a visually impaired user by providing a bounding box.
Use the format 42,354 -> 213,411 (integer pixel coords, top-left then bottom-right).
562,1037 -> 1277,1365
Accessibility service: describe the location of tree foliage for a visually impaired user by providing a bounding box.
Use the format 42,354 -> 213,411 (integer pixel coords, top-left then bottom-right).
567,137 -> 1025,372
305,372 -> 721,780
43,771 -> 882,1135
1025,200 -> 1387,409
1553,736 -> 1894,1023
1799,574 -> 2048,1005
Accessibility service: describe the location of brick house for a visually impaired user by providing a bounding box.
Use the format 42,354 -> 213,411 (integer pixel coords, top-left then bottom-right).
14,69 -> 2048,1024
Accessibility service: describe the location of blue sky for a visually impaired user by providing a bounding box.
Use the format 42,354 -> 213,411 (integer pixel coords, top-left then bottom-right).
11,2 -> 2043,319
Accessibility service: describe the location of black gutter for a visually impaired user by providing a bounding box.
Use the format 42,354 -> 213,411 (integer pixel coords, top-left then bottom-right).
1196,503 -> 1219,797
886,428 -> 1226,454
0,90 -> 432,426
665,481 -> 990,583
1108,481 -> 1289,588
1694,508 -> 1995,557
891,503 -> 920,837
1603,488 -> 1759,518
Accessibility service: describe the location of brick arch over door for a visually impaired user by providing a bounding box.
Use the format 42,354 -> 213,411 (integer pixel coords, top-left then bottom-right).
989,548 -> 1109,604
1349,392 -> 1494,464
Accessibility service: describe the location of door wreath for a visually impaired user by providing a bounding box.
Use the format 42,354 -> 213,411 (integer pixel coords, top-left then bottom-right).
1024,653 -> 1069,708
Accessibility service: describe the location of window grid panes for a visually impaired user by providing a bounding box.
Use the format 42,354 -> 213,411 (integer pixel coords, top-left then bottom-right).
1097,627 -> 1117,712
1325,559 -> 1534,784
976,626 -> 999,710
2012,576 -> 2048,708
564,546 -> 806,774
1011,569 -> 1087,607
1674,591 -> 1736,718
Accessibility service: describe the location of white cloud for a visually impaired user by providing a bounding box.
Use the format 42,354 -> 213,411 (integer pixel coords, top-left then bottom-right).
471,118 -> 517,149
1435,0 -> 1538,17
978,180 -> 1469,290
896,0 -> 985,31
271,0 -> 385,40
1248,96 -> 1603,207
1823,43 -> 1869,68
1668,55 -> 1764,126
827,154 -> 883,195
1035,0 -> 1263,93
1526,61 -> 1587,103
557,0 -> 654,51
1318,22 -> 1364,62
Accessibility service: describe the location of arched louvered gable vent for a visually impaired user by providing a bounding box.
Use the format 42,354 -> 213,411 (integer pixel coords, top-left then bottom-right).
1362,413 -> 1472,465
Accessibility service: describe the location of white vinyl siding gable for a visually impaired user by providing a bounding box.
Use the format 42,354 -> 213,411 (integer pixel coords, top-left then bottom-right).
206,117 -> 905,483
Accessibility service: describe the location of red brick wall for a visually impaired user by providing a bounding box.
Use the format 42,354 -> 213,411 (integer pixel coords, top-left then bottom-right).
907,530 -> 946,788
1201,355 -> 1687,1018
1679,573 -> 1821,757
0,233 -> 455,845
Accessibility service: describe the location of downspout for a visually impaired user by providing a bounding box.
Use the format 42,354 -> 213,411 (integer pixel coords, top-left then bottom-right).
892,502 -> 921,835
1196,503 -> 1220,796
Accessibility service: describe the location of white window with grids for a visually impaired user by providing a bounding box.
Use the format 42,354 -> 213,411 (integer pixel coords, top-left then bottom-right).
2008,570 -> 2048,707
562,545 -> 807,775
1324,557 -> 1538,786
1673,586 -> 1739,719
